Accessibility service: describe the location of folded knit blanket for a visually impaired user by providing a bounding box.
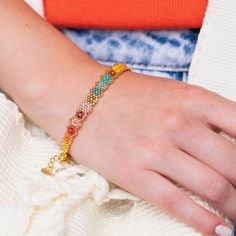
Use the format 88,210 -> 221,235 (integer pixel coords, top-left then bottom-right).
0,0 -> 235,235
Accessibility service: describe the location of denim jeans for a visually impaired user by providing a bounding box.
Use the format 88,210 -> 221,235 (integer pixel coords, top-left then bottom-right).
60,28 -> 199,81
60,28 -> 236,235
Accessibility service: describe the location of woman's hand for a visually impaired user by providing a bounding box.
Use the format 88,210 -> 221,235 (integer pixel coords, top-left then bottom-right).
0,1 -> 234,235
28,65 -> 235,236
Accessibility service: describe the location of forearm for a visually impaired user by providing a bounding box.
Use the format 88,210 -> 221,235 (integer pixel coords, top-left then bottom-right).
0,0 -> 107,141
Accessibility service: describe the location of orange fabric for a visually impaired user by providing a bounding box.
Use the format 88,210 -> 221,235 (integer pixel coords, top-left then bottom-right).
43,0 -> 208,29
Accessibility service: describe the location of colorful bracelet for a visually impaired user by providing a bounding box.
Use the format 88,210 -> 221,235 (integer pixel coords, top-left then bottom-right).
41,63 -> 132,176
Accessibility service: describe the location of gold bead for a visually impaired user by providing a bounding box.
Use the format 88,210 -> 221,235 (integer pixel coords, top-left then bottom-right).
86,93 -> 98,105
41,167 -> 52,175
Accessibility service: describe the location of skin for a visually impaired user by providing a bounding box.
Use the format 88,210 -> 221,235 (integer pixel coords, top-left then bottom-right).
0,1 -> 235,235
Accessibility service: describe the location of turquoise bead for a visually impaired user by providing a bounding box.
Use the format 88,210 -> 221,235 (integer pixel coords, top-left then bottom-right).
103,74 -> 112,84
91,87 -> 102,96
97,81 -> 106,89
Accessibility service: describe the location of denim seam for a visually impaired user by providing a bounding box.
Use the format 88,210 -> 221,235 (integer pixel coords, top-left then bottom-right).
97,59 -> 189,72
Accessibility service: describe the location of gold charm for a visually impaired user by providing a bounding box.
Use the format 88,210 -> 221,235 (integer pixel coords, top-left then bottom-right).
41,153 -> 72,176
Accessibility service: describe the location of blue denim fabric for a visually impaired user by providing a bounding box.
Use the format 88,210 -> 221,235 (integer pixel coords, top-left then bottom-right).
60,28 -> 236,235
60,28 -> 199,82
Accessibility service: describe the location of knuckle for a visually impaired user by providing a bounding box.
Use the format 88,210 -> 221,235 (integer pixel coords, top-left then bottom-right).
185,85 -> 208,99
163,110 -> 190,132
227,172 -> 236,187
161,189 -> 184,213
228,159 -> 236,183
205,178 -> 230,204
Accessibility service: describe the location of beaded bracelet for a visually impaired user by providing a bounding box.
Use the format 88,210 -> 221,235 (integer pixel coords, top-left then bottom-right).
41,63 -> 132,176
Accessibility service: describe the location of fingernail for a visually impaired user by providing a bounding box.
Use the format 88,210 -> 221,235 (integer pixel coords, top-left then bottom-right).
215,225 -> 233,236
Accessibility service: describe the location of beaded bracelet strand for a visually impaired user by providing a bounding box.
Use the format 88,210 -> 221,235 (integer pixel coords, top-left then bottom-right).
42,63 -> 132,176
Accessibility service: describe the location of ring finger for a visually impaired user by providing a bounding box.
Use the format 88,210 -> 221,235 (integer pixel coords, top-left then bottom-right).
146,147 -> 236,221
178,122 -> 236,188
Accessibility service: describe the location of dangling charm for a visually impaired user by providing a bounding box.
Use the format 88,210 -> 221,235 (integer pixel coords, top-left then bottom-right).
41,153 -> 72,176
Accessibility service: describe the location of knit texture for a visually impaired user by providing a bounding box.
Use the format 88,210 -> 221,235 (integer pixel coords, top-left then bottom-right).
188,0 -> 236,102
0,0 -> 235,235
0,92 -> 231,236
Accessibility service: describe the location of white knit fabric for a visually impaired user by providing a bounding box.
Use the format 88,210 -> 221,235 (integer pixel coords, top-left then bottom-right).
24,0 -> 44,17
0,0 -> 235,235
188,0 -> 236,102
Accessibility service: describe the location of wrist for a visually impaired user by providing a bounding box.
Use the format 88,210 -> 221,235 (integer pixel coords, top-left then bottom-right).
17,61 -> 108,142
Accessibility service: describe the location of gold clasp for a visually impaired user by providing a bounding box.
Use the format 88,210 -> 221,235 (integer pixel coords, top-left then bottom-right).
41,153 -> 72,176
